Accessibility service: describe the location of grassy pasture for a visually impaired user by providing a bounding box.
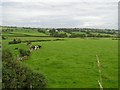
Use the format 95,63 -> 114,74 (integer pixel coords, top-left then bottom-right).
72,32 -> 116,37
2,28 -> 48,37
3,37 -> 118,88
2,27 -> 118,88
2,32 -> 48,37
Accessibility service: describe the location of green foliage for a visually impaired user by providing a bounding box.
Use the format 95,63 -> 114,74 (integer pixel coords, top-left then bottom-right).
27,41 -> 31,45
2,49 -> 46,88
19,49 -> 30,57
2,49 -> 13,62
49,30 -> 68,38
37,29 -> 46,34
86,31 -> 91,34
69,33 -> 86,38
49,29 -> 56,34
96,34 -> 111,38
17,39 -> 21,43
9,39 -> 21,44
13,39 -> 17,44
2,36 -> 6,40
53,33 -> 68,38
87,33 -> 96,37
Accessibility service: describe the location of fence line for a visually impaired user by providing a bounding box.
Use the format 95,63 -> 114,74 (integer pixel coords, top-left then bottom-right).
96,55 -> 103,90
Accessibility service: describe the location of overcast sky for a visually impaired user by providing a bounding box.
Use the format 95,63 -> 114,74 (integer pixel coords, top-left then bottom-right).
1,0 -> 119,29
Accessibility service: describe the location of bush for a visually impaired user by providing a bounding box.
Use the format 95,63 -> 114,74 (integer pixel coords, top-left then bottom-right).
53,33 -> 68,38
9,39 -> 21,44
69,33 -> 86,38
2,50 -> 46,88
2,49 -> 13,62
17,39 -> 21,43
2,36 -> 6,40
13,39 -> 17,44
27,41 -> 31,45
19,49 -> 30,57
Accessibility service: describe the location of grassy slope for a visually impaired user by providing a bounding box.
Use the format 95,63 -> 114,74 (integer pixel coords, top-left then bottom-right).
2,29 -> 48,37
2,29 -> 118,88
20,38 -> 118,88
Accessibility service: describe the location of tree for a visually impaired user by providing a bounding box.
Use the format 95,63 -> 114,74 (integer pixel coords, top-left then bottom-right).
27,41 -> 31,45
13,39 -> 17,44
2,49 -> 46,88
86,31 -> 90,34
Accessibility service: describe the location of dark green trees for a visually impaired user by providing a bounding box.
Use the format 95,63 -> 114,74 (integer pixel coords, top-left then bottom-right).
2,50 -> 46,88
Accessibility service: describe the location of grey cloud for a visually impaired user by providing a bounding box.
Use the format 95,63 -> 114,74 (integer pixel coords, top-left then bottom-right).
1,0 -> 119,29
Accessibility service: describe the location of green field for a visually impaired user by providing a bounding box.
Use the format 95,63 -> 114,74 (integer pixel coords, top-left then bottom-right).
2,31 -> 48,37
2,27 -> 118,88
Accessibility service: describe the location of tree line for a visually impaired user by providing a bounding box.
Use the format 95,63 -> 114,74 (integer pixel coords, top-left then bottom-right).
2,26 -> 119,38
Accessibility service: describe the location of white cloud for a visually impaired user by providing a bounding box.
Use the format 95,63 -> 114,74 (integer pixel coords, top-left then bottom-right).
1,0 -> 119,29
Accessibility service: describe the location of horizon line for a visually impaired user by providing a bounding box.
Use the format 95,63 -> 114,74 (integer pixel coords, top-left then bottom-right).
0,25 -> 118,30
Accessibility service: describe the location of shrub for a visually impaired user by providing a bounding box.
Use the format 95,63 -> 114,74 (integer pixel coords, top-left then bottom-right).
69,33 -> 86,38
8,39 -> 21,44
53,33 -> 68,38
2,49 -> 46,88
19,49 -> 30,57
17,39 -> 21,43
27,41 -> 31,45
2,49 -> 13,62
13,39 -> 17,44
2,36 -> 6,40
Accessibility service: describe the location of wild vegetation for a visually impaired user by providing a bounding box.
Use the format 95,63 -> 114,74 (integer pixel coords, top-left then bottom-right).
1,26 -> 118,88
2,49 -> 46,88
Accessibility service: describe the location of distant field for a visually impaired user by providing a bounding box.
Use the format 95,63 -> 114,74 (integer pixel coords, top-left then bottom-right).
3,37 -> 118,88
2,32 -> 48,37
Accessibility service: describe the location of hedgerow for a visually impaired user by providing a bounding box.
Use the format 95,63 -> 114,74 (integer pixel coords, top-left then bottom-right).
2,49 -> 46,89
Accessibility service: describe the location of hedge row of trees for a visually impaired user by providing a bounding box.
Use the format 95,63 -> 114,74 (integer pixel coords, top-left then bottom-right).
49,31 -> 113,38
2,49 -> 46,88
55,28 -> 118,34
52,33 -> 67,38
47,28 -> 117,38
